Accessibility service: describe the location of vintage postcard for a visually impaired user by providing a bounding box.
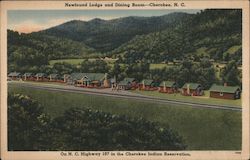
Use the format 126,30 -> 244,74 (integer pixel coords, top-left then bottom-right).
0,0 -> 249,160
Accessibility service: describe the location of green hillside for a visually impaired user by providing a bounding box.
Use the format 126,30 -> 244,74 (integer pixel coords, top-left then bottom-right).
41,13 -> 192,52
7,30 -> 98,71
112,9 -> 242,63
7,9 -> 242,87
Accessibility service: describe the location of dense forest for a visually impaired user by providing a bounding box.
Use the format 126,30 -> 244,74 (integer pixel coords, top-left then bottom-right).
7,9 -> 242,87
8,9 -> 242,66
40,13 -> 192,52
8,93 -> 186,151
7,30 -> 97,71
112,9 -> 242,63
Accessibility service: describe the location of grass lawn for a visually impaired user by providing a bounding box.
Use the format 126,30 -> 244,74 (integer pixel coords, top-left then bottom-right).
225,45 -> 242,55
49,59 -> 87,65
187,47 -> 209,57
149,63 -> 179,70
8,84 -> 241,150
21,81 -> 68,86
49,58 -> 118,66
195,47 -> 208,56
130,90 -> 241,107
150,63 -> 168,69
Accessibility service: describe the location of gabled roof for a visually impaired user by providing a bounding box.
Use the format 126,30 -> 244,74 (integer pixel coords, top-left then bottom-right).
209,84 -> 241,94
110,78 -> 116,83
118,77 -> 135,86
118,80 -> 129,86
8,72 -> 21,77
49,74 -> 59,79
159,81 -> 176,87
123,78 -> 135,82
70,73 -> 106,81
182,83 -> 201,90
35,73 -> 46,77
23,73 -> 33,77
140,79 -> 154,86
61,74 -> 70,78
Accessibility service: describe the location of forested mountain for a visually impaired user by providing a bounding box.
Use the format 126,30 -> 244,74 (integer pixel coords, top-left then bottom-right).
8,9 -> 242,72
7,30 -> 97,71
112,9 -> 242,63
40,12 -> 192,52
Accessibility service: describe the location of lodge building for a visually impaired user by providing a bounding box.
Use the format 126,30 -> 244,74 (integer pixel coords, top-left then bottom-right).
67,73 -> 110,88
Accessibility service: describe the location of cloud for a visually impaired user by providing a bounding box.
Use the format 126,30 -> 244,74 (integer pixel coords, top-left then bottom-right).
9,18 -> 76,33
8,20 -> 45,33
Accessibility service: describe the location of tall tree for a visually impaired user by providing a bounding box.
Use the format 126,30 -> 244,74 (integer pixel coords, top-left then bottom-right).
8,93 -> 52,151
220,60 -> 241,86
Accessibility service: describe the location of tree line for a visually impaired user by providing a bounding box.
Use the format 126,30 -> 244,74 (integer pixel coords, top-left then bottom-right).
9,58 -> 241,89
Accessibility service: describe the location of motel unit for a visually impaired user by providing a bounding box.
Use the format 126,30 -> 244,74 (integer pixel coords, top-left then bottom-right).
138,79 -> 157,91
209,84 -> 241,100
8,72 -> 22,80
22,73 -> 34,81
48,74 -> 60,82
158,81 -> 178,93
34,73 -> 48,81
181,83 -> 203,96
118,78 -> 137,90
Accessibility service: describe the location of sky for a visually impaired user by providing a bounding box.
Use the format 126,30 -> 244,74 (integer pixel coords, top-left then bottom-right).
8,10 -> 200,33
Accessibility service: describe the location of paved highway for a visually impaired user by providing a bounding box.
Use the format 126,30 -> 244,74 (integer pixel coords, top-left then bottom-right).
9,81 -> 242,112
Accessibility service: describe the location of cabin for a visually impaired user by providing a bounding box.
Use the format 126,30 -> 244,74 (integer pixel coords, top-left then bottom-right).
8,72 -> 21,80
53,74 -> 69,83
68,73 -> 110,88
62,74 -> 70,83
209,84 -> 241,100
35,73 -> 48,81
181,83 -> 203,96
138,79 -> 157,91
48,74 -> 59,82
22,73 -> 34,81
159,81 -> 178,93
110,77 -> 118,90
118,78 -> 137,90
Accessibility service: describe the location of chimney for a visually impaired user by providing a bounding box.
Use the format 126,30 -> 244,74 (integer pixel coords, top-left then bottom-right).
224,83 -> 227,87
163,82 -> 166,92
105,73 -> 108,80
142,80 -> 145,89
64,74 -> 66,83
187,84 -> 190,95
103,73 -> 109,87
